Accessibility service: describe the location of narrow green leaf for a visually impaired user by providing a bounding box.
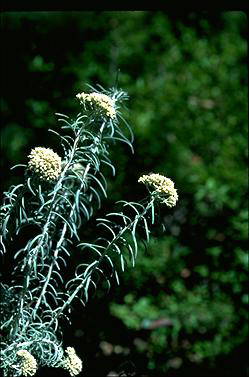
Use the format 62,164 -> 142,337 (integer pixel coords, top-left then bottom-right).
115,270 -> 120,285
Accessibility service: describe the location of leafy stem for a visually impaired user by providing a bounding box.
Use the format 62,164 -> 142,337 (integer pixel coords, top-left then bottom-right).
47,198 -> 155,328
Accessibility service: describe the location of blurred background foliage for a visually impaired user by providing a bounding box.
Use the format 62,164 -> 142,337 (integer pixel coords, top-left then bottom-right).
1,11 -> 248,376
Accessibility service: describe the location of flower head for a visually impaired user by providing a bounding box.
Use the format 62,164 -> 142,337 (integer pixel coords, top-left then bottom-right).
63,347 -> 83,376
138,173 -> 178,207
28,147 -> 62,183
76,91 -> 116,119
17,350 -> 37,377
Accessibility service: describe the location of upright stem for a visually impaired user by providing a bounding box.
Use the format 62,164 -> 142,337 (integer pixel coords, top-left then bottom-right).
11,131 -> 85,338
25,122 -> 106,324
31,166 -> 91,322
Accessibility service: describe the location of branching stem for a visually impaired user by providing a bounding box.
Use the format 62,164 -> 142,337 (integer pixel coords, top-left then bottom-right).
48,198 -> 155,327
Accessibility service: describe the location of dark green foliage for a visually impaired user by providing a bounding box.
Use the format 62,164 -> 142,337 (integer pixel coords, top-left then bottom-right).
1,11 -> 248,376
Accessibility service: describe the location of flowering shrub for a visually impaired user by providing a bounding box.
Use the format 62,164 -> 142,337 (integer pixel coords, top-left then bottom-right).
0,84 -> 178,376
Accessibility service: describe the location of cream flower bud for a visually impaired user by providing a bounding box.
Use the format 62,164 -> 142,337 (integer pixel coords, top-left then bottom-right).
28,147 -> 62,183
76,91 -> 116,119
17,350 -> 37,377
63,347 -> 83,376
138,173 -> 178,207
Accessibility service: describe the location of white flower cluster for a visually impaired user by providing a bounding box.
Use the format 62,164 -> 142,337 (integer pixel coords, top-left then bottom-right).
138,173 -> 178,207
76,91 -> 116,119
16,350 -> 37,377
63,347 -> 83,376
28,147 -> 62,183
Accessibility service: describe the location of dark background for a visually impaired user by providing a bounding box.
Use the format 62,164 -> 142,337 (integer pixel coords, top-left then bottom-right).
1,11 -> 248,376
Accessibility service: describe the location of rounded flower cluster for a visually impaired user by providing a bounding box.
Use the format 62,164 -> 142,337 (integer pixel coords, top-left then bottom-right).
76,91 -> 116,119
28,147 -> 62,183
63,347 -> 83,376
138,173 -> 178,207
16,350 -> 37,377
